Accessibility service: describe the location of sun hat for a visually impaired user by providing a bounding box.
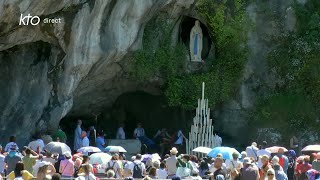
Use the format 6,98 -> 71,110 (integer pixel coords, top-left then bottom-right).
39,161 -> 51,168
170,147 -> 178,155
243,157 -> 252,164
241,151 -> 247,156
63,152 -> 72,158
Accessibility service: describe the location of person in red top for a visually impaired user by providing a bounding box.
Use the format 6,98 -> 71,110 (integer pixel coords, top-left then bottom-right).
295,156 -> 312,180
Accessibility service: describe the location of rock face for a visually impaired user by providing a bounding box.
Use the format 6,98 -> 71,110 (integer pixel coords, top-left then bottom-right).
215,0 -> 298,146
0,0 -> 303,147
0,0 -> 195,145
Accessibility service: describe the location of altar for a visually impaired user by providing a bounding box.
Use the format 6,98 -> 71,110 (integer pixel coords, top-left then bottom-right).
106,139 -> 141,158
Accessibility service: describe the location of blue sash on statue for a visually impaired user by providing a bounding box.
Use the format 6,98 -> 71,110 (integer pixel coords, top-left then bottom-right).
194,34 -> 198,55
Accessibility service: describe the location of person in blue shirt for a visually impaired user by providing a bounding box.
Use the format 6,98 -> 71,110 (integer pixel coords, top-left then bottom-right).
96,131 -> 106,152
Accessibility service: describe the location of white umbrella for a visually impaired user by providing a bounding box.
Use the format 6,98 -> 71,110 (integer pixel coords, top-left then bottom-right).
192,147 -> 212,154
44,142 -> 71,155
105,146 -> 127,153
302,145 -> 320,152
266,146 -> 288,153
77,146 -> 101,154
89,153 -> 112,164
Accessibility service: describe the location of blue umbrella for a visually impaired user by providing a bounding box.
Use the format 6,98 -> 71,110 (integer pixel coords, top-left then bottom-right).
207,146 -> 240,159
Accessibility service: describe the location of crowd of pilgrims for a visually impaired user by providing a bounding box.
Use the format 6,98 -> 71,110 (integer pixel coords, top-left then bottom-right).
1,137 -> 320,180
0,120 -> 319,180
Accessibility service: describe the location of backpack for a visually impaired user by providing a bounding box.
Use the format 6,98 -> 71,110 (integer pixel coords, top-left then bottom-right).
106,161 -> 118,178
133,162 -> 143,178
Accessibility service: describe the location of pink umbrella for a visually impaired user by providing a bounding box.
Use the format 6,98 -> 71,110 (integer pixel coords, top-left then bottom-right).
266,146 -> 288,153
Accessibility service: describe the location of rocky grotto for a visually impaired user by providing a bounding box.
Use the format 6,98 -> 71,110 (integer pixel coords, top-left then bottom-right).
1,0 -> 320,148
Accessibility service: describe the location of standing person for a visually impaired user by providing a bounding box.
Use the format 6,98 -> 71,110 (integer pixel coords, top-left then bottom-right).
106,154 -> 123,179
96,131 -> 106,152
28,136 -> 42,153
116,123 -> 126,140
174,129 -> 187,153
6,161 -> 33,180
4,145 -> 22,175
154,128 -> 172,157
77,164 -> 96,180
22,148 -> 38,174
74,120 -> 82,151
59,152 -> 74,179
133,123 -> 145,139
277,148 -> 289,174
296,156 -> 312,180
0,146 -> 5,177
164,147 -> 178,179
272,156 -> 288,180
260,155 -> 272,180
149,167 -> 158,179
37,161 -> 56,180
226,152 -> 243,180
87,126 -> 96,147
176,154 -> 192,178
131,154 -> 146,179
4,136 -> 19,152
157,162 -> 168,179
134,123 -> 156,149
52,126 -> 67,143
257,141 -> 271,169
246,142 -> 259,162
239,157 -> 260,180
81,131 -> 90,148
212,157 -> 227,180
266,169 -> 277,180
240,151 -> 247,162
312,152 -> 320,171
287,150 -> 296,180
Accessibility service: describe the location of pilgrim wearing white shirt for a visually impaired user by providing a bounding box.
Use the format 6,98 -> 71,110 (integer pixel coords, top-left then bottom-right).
116,124 -> 126,139
133,123 -> 145,138
82,131 -> 90,147
246,142 -> 259,161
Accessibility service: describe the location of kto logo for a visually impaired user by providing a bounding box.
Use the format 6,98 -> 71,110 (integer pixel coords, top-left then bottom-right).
19,14 -> 40,25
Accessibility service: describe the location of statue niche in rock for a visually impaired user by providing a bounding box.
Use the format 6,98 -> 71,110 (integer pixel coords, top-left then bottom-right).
190,20 -> 203,62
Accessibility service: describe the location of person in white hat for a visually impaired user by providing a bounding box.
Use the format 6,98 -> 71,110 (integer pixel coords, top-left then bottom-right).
164,147 -> 179,178
37,161 -> 56,180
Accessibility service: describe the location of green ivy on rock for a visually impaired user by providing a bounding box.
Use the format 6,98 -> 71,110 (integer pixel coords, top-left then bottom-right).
251,0 -> 320,137
131,0 -> 250,109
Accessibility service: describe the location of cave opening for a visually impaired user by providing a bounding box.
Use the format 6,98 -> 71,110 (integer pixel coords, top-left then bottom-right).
61,91 -> 194,147
180,16 -> 212,60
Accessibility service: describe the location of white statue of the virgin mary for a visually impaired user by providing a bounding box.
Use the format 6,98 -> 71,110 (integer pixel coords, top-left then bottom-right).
190,20 -> 203,62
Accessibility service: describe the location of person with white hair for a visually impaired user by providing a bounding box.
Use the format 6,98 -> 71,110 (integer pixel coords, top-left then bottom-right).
271,156 -> 288,180
240,151 -> 247,162
81,131 -> 89,148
